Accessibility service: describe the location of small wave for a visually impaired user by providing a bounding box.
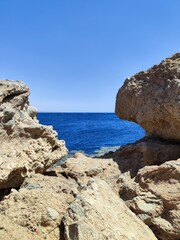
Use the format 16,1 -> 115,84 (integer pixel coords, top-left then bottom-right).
67,146 -> 120,158
90,146 -> 120,157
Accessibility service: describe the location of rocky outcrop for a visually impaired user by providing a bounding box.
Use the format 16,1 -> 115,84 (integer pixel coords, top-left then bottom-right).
0,160 -> 157,240
118,159 -> 180,240
1,57 -> 180,240
0,80 -> 67,189
53,152 -> 121,194
115,53 -> 180,141
99,136 -> 180,239
101,136 -> 180,177
62,179 -> 157,240
112,54 -> 180,239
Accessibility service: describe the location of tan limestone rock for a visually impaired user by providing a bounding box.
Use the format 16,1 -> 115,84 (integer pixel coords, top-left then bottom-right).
0,173 -> 77,239
0,215 -> 41,240
101,136 -> 180,177
62,179 -> 157,240
0,80 -> 67,189
118,159 -> 180,240
115,53 -> 180,141
52,152 -> 121,194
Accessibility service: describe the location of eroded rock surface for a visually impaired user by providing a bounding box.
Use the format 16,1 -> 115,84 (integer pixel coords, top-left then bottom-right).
114,54 -> 180,239
62,179 -> 157,240
0,173 -> 77,239
0,160 -> 157,240
53,152 -> 121,194
102,136 -> 180,177
115,53 -> 180,141
0,80 -> 67,189
118,159 -> 180,240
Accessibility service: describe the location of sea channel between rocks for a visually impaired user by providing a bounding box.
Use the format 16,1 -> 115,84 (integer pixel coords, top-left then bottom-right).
0,53 -> 180,240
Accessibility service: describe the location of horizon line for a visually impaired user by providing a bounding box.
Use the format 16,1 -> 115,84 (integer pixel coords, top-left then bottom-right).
38,111 -> 115,114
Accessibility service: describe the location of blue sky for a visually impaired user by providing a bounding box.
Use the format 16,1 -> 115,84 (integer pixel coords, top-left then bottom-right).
0,0 -> 180,112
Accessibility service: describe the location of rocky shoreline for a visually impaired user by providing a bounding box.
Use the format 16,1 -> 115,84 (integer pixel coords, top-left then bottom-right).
0,53 -> 179,240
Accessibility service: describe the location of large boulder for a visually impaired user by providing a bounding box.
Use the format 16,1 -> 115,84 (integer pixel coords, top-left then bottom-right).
115,53 -> 180,141
0,80 -> 67,189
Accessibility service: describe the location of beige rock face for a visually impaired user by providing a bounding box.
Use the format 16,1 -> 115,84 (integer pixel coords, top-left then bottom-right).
100,136 -> 180,239
62,179 -> 157,240
0,173 -> 77,239
54,152 -> 121,193
102,136 -> 180,177
115,53 -> 180,141
118,159 -> 180,240
0,161 -> 157,240
0,80 -> 67,189
0,215 -> 41,240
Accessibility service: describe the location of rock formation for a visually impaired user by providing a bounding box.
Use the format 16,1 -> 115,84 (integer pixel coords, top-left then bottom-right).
1,52 -> 180,240
0,157 -> 157,240
112,53 -> 180,239
0,80 -> 67,189
0,173 -> 77,239
115,53 -> 180,141
101,136 -> 180,177
54,152 -> 121,194
118,159 -> 180,240
62,179 -> 157,240
0,80 -> 157,240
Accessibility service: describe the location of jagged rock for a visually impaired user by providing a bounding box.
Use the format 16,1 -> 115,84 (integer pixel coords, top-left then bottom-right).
101,136 -> 180,177
0,80 -> 67,189
0,173 -> 77,239
52,152 -> 121,194
62,179 -> 157,240
100,135 -> 180,239
118,159 -> 180,240
116,53 -> 180,141
0,165 -> 157,240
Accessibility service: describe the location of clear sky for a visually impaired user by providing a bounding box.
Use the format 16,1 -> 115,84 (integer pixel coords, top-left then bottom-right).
0,0 -> 180,112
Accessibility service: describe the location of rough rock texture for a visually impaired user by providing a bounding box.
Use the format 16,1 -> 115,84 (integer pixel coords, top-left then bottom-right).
118,159 -> 180,240
62,179 -> 157,240
0,173 -> 77,239
100,135 -> 180,239
0,80 -> 67,189
0,215 -> 41,240
114,54 -> 180,239
101,136 -> 180,177
53,152 -> 121,194
115,53 -> 180,141
0,160 -> 157,240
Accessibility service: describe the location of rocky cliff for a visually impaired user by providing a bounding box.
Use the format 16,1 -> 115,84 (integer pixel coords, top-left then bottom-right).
0,80 -> 67,189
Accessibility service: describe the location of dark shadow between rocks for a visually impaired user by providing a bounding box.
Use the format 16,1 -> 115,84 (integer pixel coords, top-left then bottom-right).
99,136 -> 180,178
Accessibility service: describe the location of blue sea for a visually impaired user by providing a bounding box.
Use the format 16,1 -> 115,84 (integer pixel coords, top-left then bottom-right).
37,113 -> 145,156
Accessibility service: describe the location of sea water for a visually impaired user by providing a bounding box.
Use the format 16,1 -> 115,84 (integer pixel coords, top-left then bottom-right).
37,113 -> 145,156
